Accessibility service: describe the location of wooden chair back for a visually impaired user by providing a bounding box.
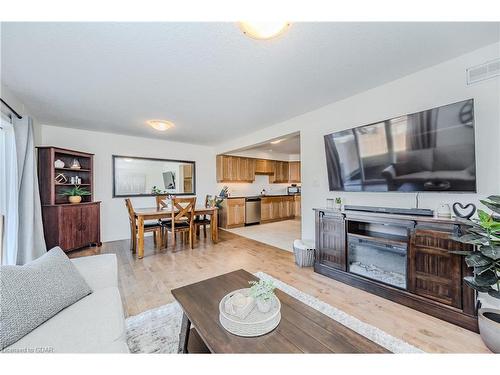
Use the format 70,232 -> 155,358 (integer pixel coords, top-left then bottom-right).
125,198 -> 135,223
171,197 -> 196,224
205,194 -> 211,208
156,195 -> 169,210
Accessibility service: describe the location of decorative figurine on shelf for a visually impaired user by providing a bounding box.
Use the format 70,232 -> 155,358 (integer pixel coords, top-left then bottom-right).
70,158 -> 81,170
59,185 -> 91,204
452,202 -> 476,219
249,279 -> 276,313
54,173 -> 67,184
54,159 -> 65,169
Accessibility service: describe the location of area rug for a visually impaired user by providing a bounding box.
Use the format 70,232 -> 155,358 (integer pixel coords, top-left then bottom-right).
125,271 -> 424,353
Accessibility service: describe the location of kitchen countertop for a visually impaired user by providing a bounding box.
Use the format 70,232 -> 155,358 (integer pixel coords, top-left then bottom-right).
223,194 -> 301,199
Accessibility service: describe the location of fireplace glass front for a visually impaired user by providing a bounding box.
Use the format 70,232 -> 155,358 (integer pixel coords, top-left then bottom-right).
347,236 -> 407,289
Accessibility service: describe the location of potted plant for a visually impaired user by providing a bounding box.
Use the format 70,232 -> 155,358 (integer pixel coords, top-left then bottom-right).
335,197 -> 342,211
451,195 -> 500,352
249,279 -> 276,313
60,185 -> 91,204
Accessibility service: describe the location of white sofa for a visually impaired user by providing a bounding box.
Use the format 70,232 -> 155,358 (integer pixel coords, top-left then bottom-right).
5,254 -> 129,353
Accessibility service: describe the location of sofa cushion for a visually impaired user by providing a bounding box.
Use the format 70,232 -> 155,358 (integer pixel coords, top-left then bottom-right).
3,287 -> 128,353
0,247 -> 92,350
71,254 -> 118,291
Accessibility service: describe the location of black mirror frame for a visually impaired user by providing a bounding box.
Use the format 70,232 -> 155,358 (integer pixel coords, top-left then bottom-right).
112,155 -> 196,198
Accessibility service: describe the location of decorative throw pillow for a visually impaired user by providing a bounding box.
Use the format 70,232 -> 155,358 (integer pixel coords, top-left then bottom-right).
0,247 -> 92,350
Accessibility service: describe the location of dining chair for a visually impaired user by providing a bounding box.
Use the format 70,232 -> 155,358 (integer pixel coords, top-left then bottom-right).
156,194 -> 173,233
125,198 -> 163,253
156,194 -> 169,210
194,194 -> 212,238
163,196 -> 197,249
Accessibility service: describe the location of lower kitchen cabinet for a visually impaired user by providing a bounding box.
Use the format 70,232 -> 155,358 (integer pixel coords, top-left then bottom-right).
42,202 -> 101,252
260,196 -> 295,223
219,198 -> 246,228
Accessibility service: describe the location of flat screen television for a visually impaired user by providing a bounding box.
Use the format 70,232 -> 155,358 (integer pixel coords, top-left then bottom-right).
324,99 -> 476,192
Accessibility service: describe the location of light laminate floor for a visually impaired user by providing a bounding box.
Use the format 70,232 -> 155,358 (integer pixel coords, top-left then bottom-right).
224,219 -> 301,252
69,229 -> 490,353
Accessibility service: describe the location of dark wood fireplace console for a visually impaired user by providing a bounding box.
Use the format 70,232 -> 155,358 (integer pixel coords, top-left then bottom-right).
314,208 -> 478,332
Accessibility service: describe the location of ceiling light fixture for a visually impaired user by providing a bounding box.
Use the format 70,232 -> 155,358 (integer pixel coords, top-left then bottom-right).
147,120 -> 174,131
270,139 -> 284,144
239,22 -> 291,40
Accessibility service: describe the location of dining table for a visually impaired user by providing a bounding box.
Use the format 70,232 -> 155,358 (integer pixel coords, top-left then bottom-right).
133,205 -> 218,259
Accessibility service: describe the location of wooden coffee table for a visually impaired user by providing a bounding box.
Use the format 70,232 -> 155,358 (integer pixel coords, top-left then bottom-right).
171,269 -> 389,353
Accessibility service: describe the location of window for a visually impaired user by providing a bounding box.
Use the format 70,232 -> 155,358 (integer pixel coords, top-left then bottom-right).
0,115 -> 19,265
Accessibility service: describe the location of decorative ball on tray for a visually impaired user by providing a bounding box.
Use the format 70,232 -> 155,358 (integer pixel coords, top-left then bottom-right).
219,279 -> 281,337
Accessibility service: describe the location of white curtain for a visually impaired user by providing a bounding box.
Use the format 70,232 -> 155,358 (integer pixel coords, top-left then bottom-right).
13,116 -> 46,264
0,114 -> 19,265
0,114 -> 46,265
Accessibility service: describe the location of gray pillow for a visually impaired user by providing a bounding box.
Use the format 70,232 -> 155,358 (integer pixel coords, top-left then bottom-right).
0,247 -> 92,350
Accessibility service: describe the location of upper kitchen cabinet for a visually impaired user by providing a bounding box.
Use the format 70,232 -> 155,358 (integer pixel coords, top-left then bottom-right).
255,159 -> 275,174
216,155 -> 301,183
288,161 -> 301,183
216,155 -> 256,182
269,161 -> 290,183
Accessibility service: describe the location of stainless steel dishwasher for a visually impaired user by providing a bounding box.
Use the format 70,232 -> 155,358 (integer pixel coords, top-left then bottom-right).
245,197 -> 261,225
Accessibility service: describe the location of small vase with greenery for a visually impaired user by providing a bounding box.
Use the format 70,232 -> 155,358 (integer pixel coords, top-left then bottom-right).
451,195 -> 500,352
249,279 -> 276,313
60,185 -> 91,204
335,197 -> 342,210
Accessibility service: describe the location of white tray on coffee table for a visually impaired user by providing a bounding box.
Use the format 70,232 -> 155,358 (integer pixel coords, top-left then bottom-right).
219,288 -> 281,337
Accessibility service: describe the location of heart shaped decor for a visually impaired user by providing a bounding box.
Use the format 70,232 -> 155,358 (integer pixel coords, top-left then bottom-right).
452,202 -> 476,219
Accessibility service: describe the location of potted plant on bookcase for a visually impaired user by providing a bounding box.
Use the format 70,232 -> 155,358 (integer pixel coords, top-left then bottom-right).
60,185 -> 91,204
451,195 -> 500,353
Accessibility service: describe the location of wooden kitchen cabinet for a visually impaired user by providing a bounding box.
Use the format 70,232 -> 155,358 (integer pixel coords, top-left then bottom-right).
238,157 -> 256,181
216,155 -> 255,182
288,161 -> 301,182
260,196 -> 295,223
219,198 -> 246,228
255,159 -> 275,174
294,195 -> 301,218
269,161 -> 290,183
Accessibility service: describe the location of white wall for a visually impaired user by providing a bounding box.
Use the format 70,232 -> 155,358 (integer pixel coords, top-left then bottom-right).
39,125 -> 217,242
1,84 -> 42,141
215,42 -> 500,241
219,175 -> 291,197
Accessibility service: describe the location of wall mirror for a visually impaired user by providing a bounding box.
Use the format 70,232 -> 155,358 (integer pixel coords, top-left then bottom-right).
112,155 -> 195,197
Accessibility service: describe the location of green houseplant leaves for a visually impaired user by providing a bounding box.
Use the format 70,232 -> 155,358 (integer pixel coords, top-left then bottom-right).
452,195 -> 500,299
59,185 -> 92,197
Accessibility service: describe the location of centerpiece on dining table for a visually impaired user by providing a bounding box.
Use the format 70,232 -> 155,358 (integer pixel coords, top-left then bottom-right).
219,279 -> 281,337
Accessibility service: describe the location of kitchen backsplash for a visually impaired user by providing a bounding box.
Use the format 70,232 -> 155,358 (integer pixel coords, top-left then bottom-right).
216,174 -> 294,197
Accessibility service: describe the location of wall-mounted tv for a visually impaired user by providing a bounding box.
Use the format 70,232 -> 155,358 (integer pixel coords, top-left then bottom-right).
324,99 -> 476,192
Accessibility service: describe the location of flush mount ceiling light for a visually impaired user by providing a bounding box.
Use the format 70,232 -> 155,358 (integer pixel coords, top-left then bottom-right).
147,120 -> 174,131
239,22 -> 291,40
270,138 -> 284,144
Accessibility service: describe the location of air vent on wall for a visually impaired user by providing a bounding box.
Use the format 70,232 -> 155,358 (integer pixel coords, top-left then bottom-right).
466,58 -> 500,85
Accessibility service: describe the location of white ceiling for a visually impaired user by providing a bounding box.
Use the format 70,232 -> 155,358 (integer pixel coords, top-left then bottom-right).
232,133 -> 301,155
1,22 -> 499,145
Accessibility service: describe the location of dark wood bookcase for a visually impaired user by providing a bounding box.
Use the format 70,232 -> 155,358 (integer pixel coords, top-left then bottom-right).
37,147 -> 101,252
